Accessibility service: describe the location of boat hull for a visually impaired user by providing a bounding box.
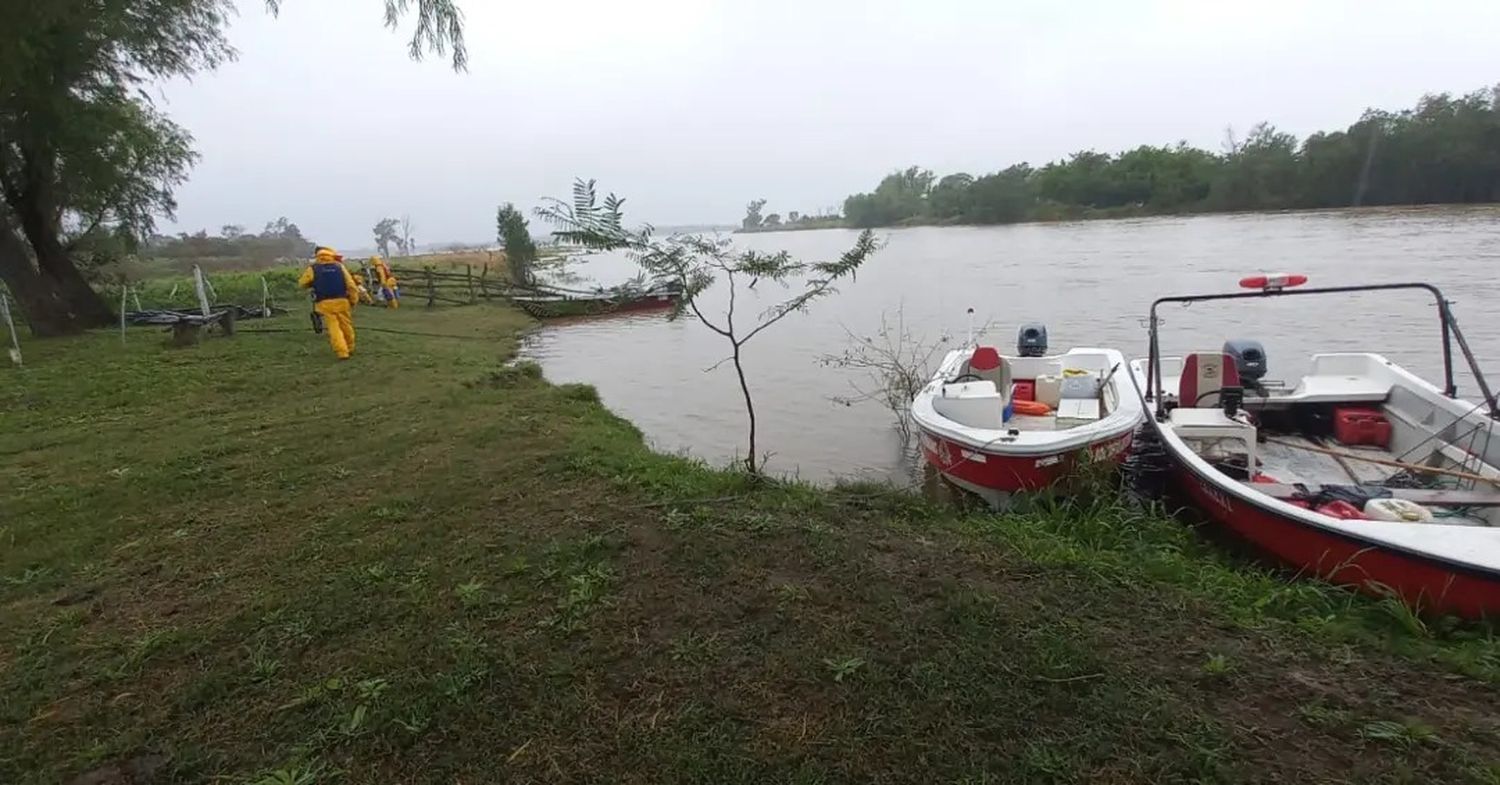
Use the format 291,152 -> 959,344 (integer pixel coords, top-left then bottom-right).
1147,416 -> 1500,619
918,427 -> 1134,506
516,292 -> 680,319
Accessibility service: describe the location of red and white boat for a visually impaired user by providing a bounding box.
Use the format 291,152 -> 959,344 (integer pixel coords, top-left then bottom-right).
913,325 -> 1145,506
1130,275 -> 1500,618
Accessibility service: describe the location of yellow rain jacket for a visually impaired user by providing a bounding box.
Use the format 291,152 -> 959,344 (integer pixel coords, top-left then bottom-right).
371,256 -> 400,308
298,249 -> 360,359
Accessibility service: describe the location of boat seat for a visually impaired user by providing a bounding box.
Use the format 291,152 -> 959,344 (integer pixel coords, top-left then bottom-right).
1180,351 -> 1240,408
966,346 -> 1012,393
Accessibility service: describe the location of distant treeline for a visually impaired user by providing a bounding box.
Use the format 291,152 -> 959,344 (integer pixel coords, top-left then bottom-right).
833,86 -> 1500,229
143,217 -> 311,270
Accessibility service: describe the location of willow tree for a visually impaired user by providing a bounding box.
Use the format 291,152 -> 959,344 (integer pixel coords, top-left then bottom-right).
496,203 -> 537,286
539,180 -> 879,474
0,1 -> 465,336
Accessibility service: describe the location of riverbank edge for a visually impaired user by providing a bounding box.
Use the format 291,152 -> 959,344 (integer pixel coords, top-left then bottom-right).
732,201 -> 1500,235
2,303 -> 1497,782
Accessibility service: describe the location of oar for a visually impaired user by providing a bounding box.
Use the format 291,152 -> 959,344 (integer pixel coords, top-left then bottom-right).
1263,437 -> 1500,486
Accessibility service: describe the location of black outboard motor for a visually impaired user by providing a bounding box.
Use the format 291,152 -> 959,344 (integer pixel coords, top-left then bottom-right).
1017,322 -> 1048,357
1223,339 -> 1267,392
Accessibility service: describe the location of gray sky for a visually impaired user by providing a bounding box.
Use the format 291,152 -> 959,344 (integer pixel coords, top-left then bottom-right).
161,0 -> 1500,249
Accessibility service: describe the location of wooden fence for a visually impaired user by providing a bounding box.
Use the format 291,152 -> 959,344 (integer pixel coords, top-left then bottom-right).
390,264 -> 519,307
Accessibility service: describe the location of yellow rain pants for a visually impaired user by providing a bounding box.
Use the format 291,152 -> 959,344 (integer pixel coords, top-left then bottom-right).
315,299 -> 357,359
299,261 -> 360,359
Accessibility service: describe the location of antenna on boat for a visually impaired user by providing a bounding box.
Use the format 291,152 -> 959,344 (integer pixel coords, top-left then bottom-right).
966,307 -> 975,345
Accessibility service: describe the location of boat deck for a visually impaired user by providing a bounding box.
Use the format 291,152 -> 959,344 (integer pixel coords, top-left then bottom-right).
1257,436 -> 1392,486
1192,432 -> 1497,528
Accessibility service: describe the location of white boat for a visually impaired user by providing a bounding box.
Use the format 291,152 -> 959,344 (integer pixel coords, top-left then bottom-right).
912,325 -> 1145,506
1129,274 -> 1500,618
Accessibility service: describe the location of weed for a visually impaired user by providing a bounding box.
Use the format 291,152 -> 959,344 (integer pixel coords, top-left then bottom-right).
823,656 -> 866,683
1360,719 -> 1439,748
1376,593 -> 1431,638
501,555 -> 530,577
541,563 -> 614,633
1201,653 -> 1233,677
247,760 -> 328,785
2,566 -> 53,587
1296,701 -> 1353,729
354,677 -> 389,702
113,629 -> 174,676
393,711 -> 431,735
454,579 -> 487,608
247,646 -> 282,684
1018,740 -> 1075,782
773,582 -> 809,604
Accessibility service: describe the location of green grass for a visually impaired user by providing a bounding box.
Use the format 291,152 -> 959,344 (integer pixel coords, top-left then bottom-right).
105,266 -> 305,311
3,303 -> 1499,783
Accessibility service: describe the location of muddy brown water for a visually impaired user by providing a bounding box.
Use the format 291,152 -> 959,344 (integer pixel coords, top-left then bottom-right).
524,206 -> 1500,484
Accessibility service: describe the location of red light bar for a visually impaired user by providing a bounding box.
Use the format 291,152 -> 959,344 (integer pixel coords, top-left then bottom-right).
1239,273 -> 1308,291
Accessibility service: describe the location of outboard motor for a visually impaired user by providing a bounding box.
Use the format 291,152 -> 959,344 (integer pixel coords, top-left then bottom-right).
1223,339 -> 1267,392
1017,322 -> 1048,357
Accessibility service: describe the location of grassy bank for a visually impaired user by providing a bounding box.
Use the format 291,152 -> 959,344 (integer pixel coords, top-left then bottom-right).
3,304 -> 1498,784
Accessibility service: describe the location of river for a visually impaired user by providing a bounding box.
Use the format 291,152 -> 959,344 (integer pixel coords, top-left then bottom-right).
524,206 -> 1500,484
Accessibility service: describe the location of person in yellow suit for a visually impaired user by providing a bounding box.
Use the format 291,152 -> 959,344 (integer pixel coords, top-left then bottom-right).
370,255 -> 400,308
298,247 -> 360,359
350,272 -> 376,305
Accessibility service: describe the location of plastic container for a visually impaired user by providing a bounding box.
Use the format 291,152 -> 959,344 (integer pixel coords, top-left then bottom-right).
1363,498 -> 1433,522
1333,407 -> 1392,448
1012,380 -> 1035,402
1034,375 -> 1062,408
1060,374 -> 1098,400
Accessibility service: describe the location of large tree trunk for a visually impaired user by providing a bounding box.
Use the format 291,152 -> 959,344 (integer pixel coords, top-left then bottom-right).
0,223 -> 77,336
3,181 -> 115,330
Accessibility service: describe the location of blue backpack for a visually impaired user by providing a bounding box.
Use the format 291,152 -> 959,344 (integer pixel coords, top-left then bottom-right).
311,263 -> 348,301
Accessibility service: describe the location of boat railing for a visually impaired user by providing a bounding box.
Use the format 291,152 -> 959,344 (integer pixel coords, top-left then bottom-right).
1143,281 -> 1498,422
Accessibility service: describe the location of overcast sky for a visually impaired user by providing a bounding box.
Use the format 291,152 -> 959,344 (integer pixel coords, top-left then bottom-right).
159,0 -> 1500,249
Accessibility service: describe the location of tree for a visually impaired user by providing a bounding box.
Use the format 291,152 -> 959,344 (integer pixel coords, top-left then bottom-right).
764,213 -> 782,228
843,166 -> 934,227
396,215 -> 416,256
742,199 -> 767,230
539,179 -> 879,474
0,1 -> 465,336
495,203 -> 537,286
787,210 -> 800,224
1208,123 -> 1299,211
833,84 -> 1500,226
220,224 -> 244,239
927,173 -> 975,220
373,217 -> 400,258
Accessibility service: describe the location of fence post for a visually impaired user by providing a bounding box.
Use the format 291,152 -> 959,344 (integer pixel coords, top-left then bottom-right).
119,285 -> 128,344
425,267 -> 435,308
466,264 -> 476,303
192,265 -> 211,317
1,292 -> 21,367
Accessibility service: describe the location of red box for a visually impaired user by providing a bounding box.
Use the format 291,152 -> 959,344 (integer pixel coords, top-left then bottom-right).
1012,380 -> 1035,402
1333,407 -> 1391,448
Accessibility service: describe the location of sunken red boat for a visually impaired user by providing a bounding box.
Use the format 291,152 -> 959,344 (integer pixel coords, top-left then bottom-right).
1129,275 -> 1500,618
